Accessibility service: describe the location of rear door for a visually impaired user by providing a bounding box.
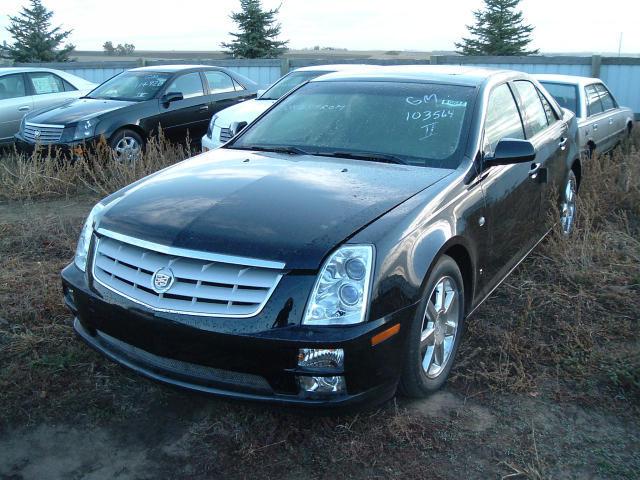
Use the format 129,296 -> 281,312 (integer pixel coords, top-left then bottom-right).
583,83 -> 608,152
157,72 -> 210,142
0,73 -> 32,143
595,83 -> 624,146
513,80 -> 569,223
26,71 -> 80,111
203,70 -> 252,116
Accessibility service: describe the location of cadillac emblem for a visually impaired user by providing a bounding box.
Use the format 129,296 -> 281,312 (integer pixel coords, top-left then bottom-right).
152,267 -> 175,293
34,129 -> 41,139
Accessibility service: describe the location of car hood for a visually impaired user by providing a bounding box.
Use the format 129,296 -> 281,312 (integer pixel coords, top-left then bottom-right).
97,148 -> 452,270
216,99 -> 275,125
27,98 -> 135,125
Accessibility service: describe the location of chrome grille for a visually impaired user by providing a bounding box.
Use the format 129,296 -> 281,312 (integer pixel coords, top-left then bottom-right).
92,229 -> 284,318
23,122 -> 64,144
219,127 -> 233,143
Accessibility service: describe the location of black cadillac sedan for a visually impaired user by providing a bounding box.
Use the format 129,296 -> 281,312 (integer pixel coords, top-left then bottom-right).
61,66 -> 581,408
15,65 -> 257,160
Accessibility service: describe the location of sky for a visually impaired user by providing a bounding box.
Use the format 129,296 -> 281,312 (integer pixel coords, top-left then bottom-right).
0,0 -> 637,54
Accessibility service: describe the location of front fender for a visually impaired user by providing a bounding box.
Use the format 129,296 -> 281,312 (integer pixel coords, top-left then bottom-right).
351,172 -> 483,322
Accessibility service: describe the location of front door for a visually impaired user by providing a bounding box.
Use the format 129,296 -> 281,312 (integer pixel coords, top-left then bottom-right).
477,82 -> 545,291
157,72 -> 210,143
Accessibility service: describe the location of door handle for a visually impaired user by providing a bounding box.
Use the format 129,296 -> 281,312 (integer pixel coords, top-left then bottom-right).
198,105 -> 209,111
593,124 -> 598,130
529,163 -> 542,177
528,162 -> 547,183
558,137 -> 568,150
18,105 -> 31,111
609,118 -> 614,125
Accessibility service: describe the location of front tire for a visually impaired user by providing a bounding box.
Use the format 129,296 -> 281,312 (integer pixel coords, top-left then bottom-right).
109,129 -> 144,162
399,255 -> 465,398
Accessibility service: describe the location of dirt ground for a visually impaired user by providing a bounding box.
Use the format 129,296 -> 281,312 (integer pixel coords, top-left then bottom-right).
1,147 -> 638,479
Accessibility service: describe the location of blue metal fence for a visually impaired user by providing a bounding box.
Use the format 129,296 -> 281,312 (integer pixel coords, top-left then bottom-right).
8,55 -> 640,114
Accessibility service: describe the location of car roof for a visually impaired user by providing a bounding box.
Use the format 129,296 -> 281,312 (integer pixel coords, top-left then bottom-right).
311,65 -> 517,87
534,73 -> 601,86
129,64 -> 224,73
294,64 -> 382,73
0,66 -> 72,75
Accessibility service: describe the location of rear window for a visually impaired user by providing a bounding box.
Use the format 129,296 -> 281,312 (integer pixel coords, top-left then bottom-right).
539,82 -> 578,115
259,71 -> 329,100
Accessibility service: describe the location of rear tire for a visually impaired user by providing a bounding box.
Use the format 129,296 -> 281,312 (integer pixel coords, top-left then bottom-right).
399,255 -> 465,398
560,170 -> 578,236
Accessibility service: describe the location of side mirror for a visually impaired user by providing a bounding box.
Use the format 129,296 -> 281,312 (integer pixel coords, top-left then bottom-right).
256,89 -> 266,98
161,91 -> 183,106
229,121 -> 248,137
484,138 -> 536,168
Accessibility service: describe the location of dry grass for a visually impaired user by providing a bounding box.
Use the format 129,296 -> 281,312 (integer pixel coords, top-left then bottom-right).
0,132 -> 190,201
453,139 -> 640,405
0,134 -> 639,478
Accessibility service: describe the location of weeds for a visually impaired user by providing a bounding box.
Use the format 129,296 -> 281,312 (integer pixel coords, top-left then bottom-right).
0,132 -> 190,201
453,139 -> 640,404
0,133 -> 639,478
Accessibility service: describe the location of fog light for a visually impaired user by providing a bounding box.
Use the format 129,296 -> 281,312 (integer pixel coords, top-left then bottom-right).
298,348 -> 344,369
298,375 -> 346,394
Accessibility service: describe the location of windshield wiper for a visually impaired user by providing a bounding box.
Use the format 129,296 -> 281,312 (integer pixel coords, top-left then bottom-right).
234,145 -> 311,155
321,151 -> 408,165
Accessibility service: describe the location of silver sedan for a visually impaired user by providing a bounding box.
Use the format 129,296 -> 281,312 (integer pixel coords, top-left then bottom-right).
0,67 -> 95,145
536,74 -> 633,157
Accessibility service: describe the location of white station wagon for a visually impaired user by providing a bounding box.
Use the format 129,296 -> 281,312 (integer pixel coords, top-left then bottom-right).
536,74 -> 633,157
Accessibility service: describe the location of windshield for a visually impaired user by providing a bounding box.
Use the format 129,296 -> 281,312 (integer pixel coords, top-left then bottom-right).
539,82 -> 578,115
259,71 -> 329,100
232,81 -> 475,169
87,71 -> 172,101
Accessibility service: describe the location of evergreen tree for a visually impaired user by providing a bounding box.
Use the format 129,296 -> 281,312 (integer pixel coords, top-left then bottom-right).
222,0 -> 288,58
456,0 -> 538,56
2,0 -> 75,62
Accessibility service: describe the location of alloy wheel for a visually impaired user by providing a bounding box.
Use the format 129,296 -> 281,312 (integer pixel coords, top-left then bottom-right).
113,136 -> 141,162
560,174 -> 577,235
420,276 -> 460,379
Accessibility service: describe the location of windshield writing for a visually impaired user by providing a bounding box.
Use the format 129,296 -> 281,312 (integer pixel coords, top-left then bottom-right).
233,81 -> 475,169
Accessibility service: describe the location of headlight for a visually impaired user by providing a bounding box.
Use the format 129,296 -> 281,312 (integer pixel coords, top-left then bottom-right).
303,245 -> 374,326
74,203 -> 105,272
207,115 -> 218,138
73,119 -> 96,141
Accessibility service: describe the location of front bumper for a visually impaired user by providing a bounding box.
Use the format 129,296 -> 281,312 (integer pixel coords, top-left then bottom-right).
14,134 -> 95,158
62,263 -> 416,409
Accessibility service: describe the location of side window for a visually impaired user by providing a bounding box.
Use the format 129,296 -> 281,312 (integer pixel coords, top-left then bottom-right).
166,73 -> 204,99
204,71 -> 235,94
27,72 -> 66,95
537,88 -> 558,125
0,74 -> 27,100
585,84 -> 603,116
63,79 -> 77,92
483,83 -> 525,155
513,80 -> 549,137
595,84 -> 615,111
232,79 -> 245,91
